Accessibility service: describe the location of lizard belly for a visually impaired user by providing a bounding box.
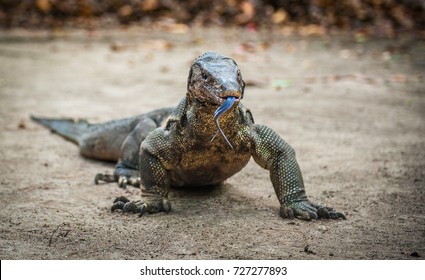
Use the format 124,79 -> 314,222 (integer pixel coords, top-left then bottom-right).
170,145 -> 251,187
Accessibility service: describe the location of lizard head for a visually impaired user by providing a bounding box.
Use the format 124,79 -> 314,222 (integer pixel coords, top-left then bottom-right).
187,52 -> 245,106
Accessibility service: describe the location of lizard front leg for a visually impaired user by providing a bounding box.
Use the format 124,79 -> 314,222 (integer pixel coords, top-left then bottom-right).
112,128 -> 173,216
251,124 -> 346,220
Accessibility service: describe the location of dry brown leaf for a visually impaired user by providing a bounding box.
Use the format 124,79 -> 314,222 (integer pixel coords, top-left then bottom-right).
110,42 -> 128,52
36,0 -> 51,14
190,37 -> 204,46
118,5 -> 133,18
18,120 -> 27,129
240,1 -> 255,18
299,24 -> 326,36
392,74 -> 408,83
236,1 -> 255,24
167,23 -> 189,34
140,0 -> 159,12
240,42 -> 256,53
144,39 -> 174,51
391,5 -> 414,29
258,42 -> 270,51
272,9 -> 288,24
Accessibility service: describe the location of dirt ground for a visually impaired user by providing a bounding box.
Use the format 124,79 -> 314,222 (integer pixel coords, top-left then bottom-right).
0,27 -> 424,260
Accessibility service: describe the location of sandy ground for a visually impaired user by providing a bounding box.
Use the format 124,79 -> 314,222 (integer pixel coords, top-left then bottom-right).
0,27 -> 424,260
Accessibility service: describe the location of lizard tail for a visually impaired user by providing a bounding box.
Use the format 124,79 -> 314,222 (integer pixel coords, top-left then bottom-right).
30,115 -> 89,145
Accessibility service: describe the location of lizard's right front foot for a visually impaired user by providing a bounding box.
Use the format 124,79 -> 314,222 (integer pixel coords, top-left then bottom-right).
111,196 -> 171,217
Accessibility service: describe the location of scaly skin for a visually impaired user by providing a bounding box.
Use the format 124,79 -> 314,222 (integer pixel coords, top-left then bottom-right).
33,52 -> 345,221
111,52 -> 345,220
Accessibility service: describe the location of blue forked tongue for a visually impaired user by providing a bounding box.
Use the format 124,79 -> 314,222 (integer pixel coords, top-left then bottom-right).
211,96 -> 236,149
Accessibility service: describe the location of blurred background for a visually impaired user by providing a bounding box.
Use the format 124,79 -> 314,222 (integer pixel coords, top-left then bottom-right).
1,0 -> 424,37
0,1 -> 424,261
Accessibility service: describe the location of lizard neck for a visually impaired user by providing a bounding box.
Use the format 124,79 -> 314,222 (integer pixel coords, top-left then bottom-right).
185,97 -> 242,145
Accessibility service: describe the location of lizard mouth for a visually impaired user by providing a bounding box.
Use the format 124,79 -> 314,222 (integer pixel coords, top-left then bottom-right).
216,92 -> 241,105
218,95 -> 240,102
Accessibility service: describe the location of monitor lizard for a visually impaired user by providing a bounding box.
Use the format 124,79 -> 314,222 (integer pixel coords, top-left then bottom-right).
32,52 -> 345,221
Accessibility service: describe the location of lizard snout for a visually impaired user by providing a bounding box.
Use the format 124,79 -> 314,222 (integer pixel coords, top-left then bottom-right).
217,80 -> 242,100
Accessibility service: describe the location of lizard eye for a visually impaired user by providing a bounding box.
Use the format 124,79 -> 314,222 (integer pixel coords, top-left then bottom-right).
202,72 -> 209,81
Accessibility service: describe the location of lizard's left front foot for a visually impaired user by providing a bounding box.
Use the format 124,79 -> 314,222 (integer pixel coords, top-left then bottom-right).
280,201 -> 346,221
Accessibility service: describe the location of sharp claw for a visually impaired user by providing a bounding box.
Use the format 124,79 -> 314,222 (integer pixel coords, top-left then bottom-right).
294,209 -> 312,221
328,212 -> 335,219
123,202 -> 140,213
111,201 -> 125,211
113,196 -> 130,204
128,177 -> 141,188
94,174 -> 101,185
138,204 -> 146,217
95,173 -> 117,185
317,206 -> 346,220
300,213 -> 312,221
309,211 -> 318,220
162,199 -> 171,213
337,212 -> 347,220
118,176 -> 128,189
317,207 -> 330,219
111,198 -> 171,216
122,202 -> 130,212
280,201 -> 345,221
280,206 -> 295,219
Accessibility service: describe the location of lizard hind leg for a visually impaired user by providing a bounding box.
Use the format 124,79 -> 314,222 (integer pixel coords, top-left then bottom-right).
95,162 -> 140,188
95,116 -> 160,189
